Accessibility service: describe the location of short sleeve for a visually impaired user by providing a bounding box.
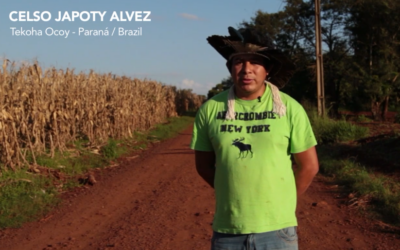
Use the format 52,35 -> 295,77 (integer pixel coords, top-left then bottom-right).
190,105 -> 214,151
289,105 -> 317,153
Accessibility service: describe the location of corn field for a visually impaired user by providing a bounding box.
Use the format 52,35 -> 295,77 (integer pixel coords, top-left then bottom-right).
0,60 -> 205,171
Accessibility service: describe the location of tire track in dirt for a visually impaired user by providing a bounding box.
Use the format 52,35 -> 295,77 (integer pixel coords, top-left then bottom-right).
0,126 -> 399,250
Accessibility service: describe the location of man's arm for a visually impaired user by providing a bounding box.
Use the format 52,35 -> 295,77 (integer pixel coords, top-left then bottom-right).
194,150 -> 216,188
293,146 -> 319,196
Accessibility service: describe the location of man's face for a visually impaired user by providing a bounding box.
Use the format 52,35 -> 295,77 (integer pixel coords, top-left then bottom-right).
230,54 -> 269,100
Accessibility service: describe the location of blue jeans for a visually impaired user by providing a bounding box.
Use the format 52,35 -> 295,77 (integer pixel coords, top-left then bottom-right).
211,227 -> 298,250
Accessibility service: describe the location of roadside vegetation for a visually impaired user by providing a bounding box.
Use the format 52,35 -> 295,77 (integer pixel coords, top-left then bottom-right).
0,112 -> 194,229
0,59 -> 203,229
308,112 -> 369,144
317,144 -> 400,224
305,104 -> 400,225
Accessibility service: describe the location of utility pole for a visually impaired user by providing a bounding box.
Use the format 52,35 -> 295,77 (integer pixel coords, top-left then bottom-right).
314,0 -> 325,117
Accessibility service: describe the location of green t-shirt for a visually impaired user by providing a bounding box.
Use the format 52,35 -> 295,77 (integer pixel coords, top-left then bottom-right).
190,87 -> 317,234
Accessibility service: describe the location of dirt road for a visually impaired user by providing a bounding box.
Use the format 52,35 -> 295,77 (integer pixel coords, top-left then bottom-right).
0,126 -> 399,250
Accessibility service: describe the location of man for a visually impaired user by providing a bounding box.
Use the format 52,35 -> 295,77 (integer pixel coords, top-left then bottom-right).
190,26 -> 319,250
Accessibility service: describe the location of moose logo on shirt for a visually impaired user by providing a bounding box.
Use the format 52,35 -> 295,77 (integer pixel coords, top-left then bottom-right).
232,137 -> 253,158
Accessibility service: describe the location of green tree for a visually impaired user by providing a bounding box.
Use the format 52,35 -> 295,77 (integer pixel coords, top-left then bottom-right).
236,0 -> 400,120
346,0 -> 400,120
239,2 -> 318,104
207,0 -> 400,120
207,76 -> 233,99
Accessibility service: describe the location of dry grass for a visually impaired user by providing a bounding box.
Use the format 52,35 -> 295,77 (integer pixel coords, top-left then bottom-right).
0,59 -> 205,170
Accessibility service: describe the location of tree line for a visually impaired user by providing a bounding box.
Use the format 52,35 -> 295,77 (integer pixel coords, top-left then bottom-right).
207,0 -> 400,120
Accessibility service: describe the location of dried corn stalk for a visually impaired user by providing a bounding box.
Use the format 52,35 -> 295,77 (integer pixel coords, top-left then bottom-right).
0,60 -> 204,170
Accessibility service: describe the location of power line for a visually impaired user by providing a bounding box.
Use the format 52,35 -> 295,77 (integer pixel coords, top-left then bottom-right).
278,0 -> 285,11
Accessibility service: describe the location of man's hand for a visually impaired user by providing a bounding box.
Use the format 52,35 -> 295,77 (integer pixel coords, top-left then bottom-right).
194,150 -> 216,188
293,146 -> 319,196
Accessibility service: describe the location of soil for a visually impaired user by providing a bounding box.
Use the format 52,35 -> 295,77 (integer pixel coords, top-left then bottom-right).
0,126 -> 400,250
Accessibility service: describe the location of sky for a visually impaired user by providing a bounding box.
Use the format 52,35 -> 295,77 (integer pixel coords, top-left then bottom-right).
1,0 -> 286,96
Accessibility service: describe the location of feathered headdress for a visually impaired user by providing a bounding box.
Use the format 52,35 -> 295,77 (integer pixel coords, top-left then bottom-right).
207,27 -> 295,119
207,26 -> 295,89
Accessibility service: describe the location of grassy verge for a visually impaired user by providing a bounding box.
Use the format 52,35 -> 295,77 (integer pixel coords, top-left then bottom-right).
0,115 -> 195,229
306,107 -> 369,144
317,143 -> 400,224
303,103 -> 400,224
